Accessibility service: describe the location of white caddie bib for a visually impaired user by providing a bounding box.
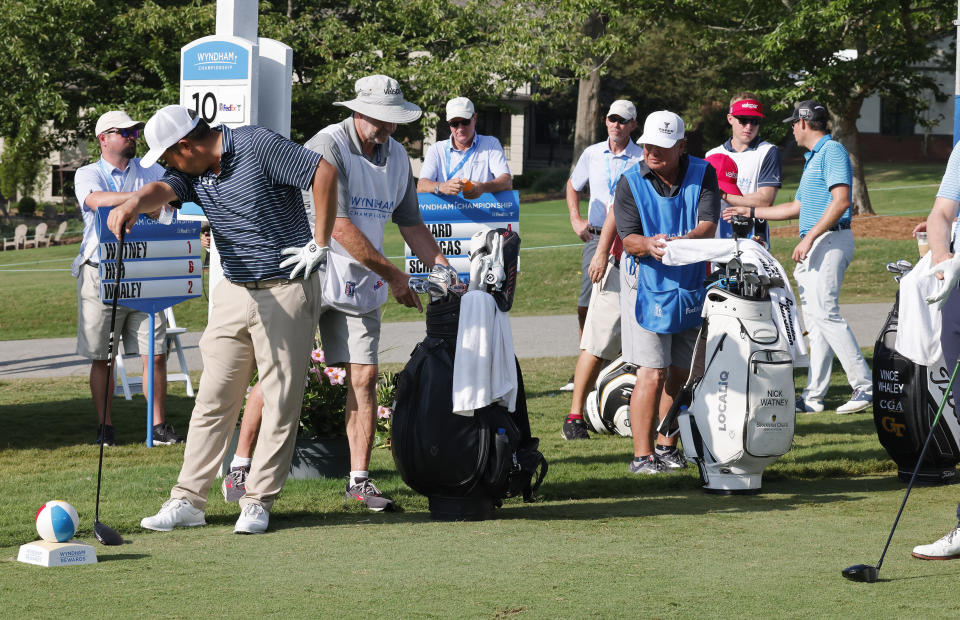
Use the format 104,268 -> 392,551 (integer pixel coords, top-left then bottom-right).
320,123 -> 410,313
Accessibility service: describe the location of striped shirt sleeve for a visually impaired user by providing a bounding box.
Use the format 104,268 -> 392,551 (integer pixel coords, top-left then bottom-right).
251,126 -> 323,190
161,169 -> 199,205
822,141 -> 852,190
937,142 -> 960,202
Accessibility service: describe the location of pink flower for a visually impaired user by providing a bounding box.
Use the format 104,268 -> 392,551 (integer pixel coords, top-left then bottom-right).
324,366 -> 346,385
311,348 -> 325,363
377,406 -> 392,419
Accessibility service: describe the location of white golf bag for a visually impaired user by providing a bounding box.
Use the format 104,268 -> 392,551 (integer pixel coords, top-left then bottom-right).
584,357 -> 636,437
677,286 -> 796,493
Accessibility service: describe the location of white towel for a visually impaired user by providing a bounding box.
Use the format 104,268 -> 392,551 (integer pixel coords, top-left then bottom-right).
452,290 -> 518,415
896,252 -> 942,366
661,238 -> 807,359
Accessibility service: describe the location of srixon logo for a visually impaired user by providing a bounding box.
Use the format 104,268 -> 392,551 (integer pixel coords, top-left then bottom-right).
717,370 -> 729,431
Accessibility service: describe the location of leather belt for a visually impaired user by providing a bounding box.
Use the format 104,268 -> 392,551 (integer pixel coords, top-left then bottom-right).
239,278 -> 290,290
84,260 -> 98,268
799,220 -> 851,240
587,226 -> 603,235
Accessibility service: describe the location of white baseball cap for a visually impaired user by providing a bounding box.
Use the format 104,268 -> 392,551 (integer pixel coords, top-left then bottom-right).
446,97 -> 475,122
140,105 -> 200,168
334,75 -> 422,124
94,111 -> 143,137
606,100 -> 636,121
637,110 -> 685,149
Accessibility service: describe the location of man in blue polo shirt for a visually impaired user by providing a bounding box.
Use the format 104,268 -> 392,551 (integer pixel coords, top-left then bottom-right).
722,99 -> 872,415
106,105 -> 338,535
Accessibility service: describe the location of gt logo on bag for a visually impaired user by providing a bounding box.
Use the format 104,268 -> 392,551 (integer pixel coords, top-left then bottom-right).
881,416 -> 906,438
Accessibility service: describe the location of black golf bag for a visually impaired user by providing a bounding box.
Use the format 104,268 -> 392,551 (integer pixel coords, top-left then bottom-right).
872,292 -> 960,484
391,296 -> 547,520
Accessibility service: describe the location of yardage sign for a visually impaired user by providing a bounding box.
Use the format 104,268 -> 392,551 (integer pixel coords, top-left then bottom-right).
409,190 -> 520,278
180,36 -> 257,127
96,208 -> 202,313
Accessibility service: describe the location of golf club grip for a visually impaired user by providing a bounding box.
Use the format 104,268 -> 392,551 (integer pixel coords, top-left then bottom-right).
875,356 -> 960,572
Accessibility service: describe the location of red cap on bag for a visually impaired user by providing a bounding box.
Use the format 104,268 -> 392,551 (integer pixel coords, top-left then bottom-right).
729,99 -> 764,118
705,153 -> 741,196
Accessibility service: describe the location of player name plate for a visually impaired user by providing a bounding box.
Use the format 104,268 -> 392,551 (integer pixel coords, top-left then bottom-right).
18,540 -> 97,567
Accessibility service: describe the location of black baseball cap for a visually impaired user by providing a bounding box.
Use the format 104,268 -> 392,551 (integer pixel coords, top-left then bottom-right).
782,100 -> 828,124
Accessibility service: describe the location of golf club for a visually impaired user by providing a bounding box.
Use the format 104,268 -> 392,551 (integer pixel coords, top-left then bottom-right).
886,262 -> 900,274
93,226 -> 126,547
842,357 -> 960,583
896,259 -> 913,272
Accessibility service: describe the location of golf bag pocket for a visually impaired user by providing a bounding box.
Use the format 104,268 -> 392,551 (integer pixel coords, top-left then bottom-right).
744,350 -> 795,457
636,286 -> 704,334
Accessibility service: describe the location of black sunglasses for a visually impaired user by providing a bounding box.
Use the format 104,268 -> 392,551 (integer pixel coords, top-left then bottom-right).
449,119 -> 472,128
607,116 -> 631,125
734,116 -> 761,126
103,128 -> 141,139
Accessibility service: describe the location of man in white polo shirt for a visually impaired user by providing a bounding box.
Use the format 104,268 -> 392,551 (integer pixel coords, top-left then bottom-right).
417,96 -> 513,197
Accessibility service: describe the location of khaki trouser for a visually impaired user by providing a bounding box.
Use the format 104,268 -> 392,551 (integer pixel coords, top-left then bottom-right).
171,274 -> 322,511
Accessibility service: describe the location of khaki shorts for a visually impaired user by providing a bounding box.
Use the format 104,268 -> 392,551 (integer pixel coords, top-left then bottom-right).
579,261 -> 621,360
318,304 -> 381,366
76,263 -> 165,360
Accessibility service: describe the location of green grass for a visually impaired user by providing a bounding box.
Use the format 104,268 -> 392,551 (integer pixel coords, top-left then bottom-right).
4,354 -> 960,616
0,162 -> 943,339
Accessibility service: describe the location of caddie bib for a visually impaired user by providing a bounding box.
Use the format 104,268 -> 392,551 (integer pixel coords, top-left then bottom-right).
320,123 -> 410,313
624,157 -> 708,334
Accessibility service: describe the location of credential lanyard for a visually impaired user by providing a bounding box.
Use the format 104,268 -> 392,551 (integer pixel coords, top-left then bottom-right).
445,138 -> 479,181
607,152 -> 629,197
98,159 -> 135,193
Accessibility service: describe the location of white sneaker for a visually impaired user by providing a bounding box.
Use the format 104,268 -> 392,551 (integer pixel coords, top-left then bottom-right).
559,374 -> 575,392
912,526 -> 960,560
836,389 -> 873,415
234,504 -> 269,534
140,498 -> 206,531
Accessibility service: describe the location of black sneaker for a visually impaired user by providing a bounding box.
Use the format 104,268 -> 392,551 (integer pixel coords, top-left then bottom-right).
152,423 -> 184,445
655,446 -> 687,469
93,425 -> 115,447
345,477 -> 395,512
561,417 -> 590,440
222,465 -> 250,503
628,454 -> 667,475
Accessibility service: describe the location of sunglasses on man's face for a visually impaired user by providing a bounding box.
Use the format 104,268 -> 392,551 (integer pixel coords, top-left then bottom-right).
449,119 -> 472,128
734,116 -> 761,126
607,116 -> 630,125
104,128 -> 140,139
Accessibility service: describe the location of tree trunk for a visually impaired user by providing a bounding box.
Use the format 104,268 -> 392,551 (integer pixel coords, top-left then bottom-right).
830,99 -> 874,215
570,12 -> 604,171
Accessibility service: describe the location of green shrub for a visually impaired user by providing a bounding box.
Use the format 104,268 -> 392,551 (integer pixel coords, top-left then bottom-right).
16,196 -> 37,216
514,167 -> 569,194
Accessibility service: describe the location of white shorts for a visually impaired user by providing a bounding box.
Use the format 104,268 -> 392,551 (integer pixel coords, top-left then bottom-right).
76,263 -> 165,360
579,261 -> 621,360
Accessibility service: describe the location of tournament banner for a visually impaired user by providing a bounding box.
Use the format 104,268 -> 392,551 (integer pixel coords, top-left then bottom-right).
96,208 -> 203,313
409,190 -> 520,278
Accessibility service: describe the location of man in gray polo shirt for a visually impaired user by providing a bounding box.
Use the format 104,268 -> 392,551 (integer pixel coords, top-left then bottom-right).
305,75 -> 450,511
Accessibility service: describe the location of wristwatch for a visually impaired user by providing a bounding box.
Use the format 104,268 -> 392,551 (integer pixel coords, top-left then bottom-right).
434,184 -> 441,195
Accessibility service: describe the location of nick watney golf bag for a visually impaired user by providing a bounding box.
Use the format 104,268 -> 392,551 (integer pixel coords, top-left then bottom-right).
666,248 -> 797,494
391,230 -> 547,520
872,260 -> 960,484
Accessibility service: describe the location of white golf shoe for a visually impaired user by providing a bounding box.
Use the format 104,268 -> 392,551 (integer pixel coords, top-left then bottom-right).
911,525 -> 960,560
234,504 -> 269,534
140,498 -> 206,531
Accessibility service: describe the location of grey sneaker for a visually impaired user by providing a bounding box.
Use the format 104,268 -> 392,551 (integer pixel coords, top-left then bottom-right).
561,417 -> 590,440
140,498 -> 206,531
222,465 -> 250,503
655,446 -> 687,469
629,455 -> 667,475
836,389 -> 873,415
234,504 -> 269,534
345,477 -> 395,512
152,423 -> 184,445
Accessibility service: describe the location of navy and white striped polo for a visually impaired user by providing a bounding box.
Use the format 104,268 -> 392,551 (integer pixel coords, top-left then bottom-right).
162,125 -> 322,282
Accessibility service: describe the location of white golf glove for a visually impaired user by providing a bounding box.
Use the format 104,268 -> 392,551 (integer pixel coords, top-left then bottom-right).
279,240 -> 328,280
925,254 -> 960,309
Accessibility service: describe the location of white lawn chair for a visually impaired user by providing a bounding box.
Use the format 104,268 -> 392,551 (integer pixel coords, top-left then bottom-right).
115,307 -> 195,400
3,224 -> 27,250
50,221 -> 68,246
23,222 -> 48,249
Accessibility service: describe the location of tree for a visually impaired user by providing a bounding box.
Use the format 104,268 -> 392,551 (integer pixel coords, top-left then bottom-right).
666,0 -> 955,214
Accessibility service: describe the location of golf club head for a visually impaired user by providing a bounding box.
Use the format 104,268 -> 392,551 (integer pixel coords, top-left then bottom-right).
841,564 -> 878,583
730,215 -> 753,239
897,259 -> 913,271
886,262 -> 899,274
94,520 -> 124,546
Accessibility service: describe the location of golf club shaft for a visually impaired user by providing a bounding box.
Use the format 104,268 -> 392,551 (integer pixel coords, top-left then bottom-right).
875,356 -> 960,572
95,226 -> 125,522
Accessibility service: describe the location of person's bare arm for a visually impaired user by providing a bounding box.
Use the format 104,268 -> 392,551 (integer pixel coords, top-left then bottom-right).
310,159 -> 338,247
567,179 -> 592,241
464,173 -> 512,198
721,186 -> 779,210
722,198 -> 801,223
927,196 -> 960,268
106,182 -> 179,236
587,209 -> 618,282
792,185 -> 850,262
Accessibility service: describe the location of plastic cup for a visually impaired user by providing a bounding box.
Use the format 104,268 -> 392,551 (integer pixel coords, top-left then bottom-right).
917,231 -> 929,256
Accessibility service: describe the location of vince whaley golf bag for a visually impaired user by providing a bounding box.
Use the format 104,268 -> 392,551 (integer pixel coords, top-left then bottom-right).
872,278 -> 960,485
677,284 -> 796,494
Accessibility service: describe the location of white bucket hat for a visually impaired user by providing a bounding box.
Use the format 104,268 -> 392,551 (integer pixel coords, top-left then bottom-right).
140,105 -> 200,168
637,110 -> 685,149
334,75 -> 422,124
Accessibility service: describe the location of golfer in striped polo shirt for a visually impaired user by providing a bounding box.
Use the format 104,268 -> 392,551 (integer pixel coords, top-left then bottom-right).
107,105 -> 338,535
